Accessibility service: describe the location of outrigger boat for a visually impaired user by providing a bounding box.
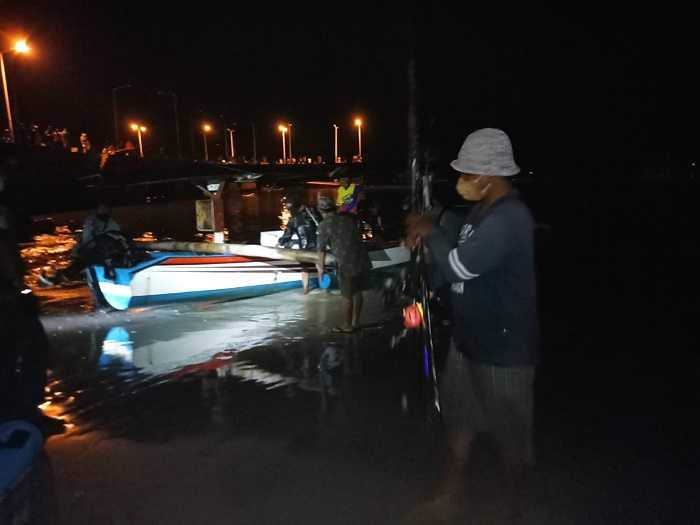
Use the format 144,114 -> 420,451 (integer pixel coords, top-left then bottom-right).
87,232 -> 410,311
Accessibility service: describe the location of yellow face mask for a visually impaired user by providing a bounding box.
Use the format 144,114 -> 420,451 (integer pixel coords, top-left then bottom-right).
456,176 -> 490,201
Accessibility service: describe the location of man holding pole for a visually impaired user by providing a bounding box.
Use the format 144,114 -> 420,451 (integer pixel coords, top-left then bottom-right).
405,128 -> 539,522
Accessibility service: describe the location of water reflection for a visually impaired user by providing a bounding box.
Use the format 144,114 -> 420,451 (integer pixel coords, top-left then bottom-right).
100,324 -> 299,389
100,326 -> 135,374
39,289 -> 365,437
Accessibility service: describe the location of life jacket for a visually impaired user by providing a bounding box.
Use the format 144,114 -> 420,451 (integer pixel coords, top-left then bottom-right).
337,184 -> 362,214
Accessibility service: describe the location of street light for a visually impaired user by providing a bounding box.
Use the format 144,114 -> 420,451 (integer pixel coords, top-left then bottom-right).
278,125 -> 287,164
226,127 -> 235,161
130,123 -> 147,157
157,91 -> 182,158
333,124 -> 339,163
1,40 -> 30,143
112,84 -> 131,144
355,118 -> 362,161
202,124 -> 212,161
287,123 -> 293,163
247,122 -> 257,162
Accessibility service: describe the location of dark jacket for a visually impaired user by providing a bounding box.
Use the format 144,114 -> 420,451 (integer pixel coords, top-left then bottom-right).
278,205 -> 321,251
424,192 -> 539,367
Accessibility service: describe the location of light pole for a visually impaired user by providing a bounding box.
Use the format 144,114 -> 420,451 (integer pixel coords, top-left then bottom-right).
247,122 -> 257,162
1,40 -> 29,144
157,91 -> 182,157
278,125 -> 287,164
226,127 -> 235,161
333,124 -> 339,163
112,84 -> 131,144
130,123 -> 146,157
355,118 -> 362,160
287,123 -> 293,163
202,124 -> 212,161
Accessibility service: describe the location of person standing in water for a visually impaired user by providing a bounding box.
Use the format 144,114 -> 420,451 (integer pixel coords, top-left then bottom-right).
405,128 -> 539,522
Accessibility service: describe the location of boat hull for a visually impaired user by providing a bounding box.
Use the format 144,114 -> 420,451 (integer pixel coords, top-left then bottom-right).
90,244 -> 410,311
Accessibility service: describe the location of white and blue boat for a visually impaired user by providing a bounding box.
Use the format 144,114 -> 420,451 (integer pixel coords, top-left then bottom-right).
87,234 -> 410,311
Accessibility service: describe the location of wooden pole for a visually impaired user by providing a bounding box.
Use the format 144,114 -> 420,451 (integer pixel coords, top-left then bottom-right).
134,241 -> 336,266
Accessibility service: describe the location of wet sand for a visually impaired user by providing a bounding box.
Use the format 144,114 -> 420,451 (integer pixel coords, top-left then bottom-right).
39,279 -> 697,523
41,288 -> 445,525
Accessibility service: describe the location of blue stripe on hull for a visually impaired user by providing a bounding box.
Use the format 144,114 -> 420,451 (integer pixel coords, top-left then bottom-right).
102,278 -> 318,310
131,280 -> 304,307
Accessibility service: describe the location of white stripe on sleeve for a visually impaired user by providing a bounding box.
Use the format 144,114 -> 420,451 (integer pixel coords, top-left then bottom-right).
448,249 -> 479,280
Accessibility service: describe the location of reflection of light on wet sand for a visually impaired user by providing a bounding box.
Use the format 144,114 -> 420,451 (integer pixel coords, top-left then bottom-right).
39,400 -> 75,430
130,325 -> 275,376
215,361 -> 297,390
103,309 -> 305,389
37,284 -> 353,436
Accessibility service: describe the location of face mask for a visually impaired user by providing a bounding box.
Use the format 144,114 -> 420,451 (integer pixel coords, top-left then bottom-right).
456,176 -> 490,201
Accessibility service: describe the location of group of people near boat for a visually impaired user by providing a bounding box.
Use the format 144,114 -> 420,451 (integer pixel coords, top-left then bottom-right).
277,174 -> 371,334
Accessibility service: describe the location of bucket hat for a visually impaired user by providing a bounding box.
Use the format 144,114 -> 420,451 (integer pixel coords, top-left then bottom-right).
450,128 -> 520,176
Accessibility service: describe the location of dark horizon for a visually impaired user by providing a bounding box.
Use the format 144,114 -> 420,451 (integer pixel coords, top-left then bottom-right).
3,1 -> 699,179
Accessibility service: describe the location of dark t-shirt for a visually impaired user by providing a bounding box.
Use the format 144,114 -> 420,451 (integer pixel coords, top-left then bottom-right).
317,212 -> 371,277
425,192 -> 539,366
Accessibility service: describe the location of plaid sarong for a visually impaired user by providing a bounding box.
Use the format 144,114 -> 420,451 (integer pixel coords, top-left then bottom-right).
439,341 -> 536,465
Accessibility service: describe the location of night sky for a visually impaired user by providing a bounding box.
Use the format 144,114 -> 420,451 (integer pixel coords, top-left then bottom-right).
3,0 -> 699,178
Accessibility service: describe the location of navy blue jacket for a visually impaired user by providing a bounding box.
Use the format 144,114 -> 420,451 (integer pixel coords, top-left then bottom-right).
425,192 -> 539,366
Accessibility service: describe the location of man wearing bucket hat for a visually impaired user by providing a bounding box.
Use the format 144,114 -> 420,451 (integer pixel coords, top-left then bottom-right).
405,128 -> 538,522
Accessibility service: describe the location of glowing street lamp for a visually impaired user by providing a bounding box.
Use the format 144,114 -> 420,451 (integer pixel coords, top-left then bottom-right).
333,124 -> 339,163
355,118 -> 362,161
130,123 -> 146,157
1,40 -> 30,143
287,123 -> 293,163
278,125 -> 287,164
202,124 -> 212,161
